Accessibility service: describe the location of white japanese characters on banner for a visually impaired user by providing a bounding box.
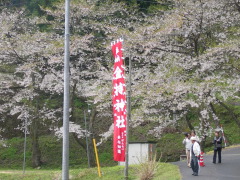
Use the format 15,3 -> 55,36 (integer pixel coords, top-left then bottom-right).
111,39 -> 126,162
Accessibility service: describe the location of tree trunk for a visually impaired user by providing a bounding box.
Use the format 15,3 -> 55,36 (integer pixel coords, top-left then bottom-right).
30,119 -> 42,168
209,102 -> 220,127
72,133 -> 96,167
70,82 -> 96,167
28,73 -> 42,168
185,113 -> 194,130
72,107 -> 98,167
200,135 -> 207,153
235,0 -> 240,13
216,98 -> 240,128
88,139 -> 96,167
88,107 -> 98,167
72,133 -> 86,149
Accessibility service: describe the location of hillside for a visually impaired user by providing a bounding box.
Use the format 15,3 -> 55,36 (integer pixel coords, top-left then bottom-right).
0,0 -> 240,168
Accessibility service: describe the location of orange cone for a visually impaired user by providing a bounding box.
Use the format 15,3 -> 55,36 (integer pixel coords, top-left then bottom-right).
199,151 -> 205,167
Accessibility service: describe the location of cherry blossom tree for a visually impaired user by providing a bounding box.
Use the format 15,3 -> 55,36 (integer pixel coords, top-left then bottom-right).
0,0 -> 240,164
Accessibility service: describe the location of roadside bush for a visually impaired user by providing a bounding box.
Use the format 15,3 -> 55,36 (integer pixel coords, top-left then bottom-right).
135,156 -> 159,180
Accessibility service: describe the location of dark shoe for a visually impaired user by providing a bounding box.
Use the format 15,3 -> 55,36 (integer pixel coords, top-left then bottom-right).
213,162 -> 216,164
194,174 -> 198,176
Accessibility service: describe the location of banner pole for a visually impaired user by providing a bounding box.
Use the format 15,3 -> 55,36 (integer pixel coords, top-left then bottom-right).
124,54 -> 131,180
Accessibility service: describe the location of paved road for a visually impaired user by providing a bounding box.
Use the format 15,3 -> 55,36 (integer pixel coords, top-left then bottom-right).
173,146 -> 240,180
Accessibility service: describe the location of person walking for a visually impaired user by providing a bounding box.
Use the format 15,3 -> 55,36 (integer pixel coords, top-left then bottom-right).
213,131 -> 222,164
182,133 -> 191,167
190,136 -> 201,176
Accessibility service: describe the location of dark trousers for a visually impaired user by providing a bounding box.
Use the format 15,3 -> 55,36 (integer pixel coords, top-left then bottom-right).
191,156 -> 199,175
213,147 -> 222,163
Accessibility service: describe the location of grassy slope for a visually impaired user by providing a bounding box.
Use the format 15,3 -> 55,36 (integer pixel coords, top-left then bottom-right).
0,135 -> 116,169
0,163 -> 181,180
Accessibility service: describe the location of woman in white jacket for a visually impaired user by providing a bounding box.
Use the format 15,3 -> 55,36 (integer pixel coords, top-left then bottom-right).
190,136 -> 201,176
182,133 -> 191,167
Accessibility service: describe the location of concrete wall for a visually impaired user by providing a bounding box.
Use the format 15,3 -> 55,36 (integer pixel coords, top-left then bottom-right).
119,143 -> 155,165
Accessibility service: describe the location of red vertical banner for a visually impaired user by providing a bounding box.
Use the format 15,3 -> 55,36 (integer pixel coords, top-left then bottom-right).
111,39 -> 126,162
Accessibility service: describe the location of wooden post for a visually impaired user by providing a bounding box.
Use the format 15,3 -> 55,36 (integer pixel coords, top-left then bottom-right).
93,139 -> 101,177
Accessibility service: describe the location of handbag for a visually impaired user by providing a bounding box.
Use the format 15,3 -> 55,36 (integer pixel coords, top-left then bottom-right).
216,143 -> 222,148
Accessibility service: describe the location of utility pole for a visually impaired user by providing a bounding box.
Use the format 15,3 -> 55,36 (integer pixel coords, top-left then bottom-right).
62,0 -> 70,179
124,56 -> 132,180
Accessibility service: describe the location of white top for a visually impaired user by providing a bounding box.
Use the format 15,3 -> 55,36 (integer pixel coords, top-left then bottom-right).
182,138 -> 192,150
192,135 -> 200,142
190,141 -> 201,157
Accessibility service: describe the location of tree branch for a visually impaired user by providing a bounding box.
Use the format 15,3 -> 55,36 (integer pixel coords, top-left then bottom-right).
216,98 -> 240,128
152,47 -> 189,55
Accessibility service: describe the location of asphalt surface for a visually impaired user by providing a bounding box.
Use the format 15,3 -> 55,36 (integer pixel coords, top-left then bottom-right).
173,146 -> 240,180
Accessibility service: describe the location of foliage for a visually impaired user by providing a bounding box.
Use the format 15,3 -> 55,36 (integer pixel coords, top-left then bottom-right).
109,0 -> 173,13
157,133 -> 184,162
0,137 -> 31,168
0,0 -> 61,16
219,122 -> 240,145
